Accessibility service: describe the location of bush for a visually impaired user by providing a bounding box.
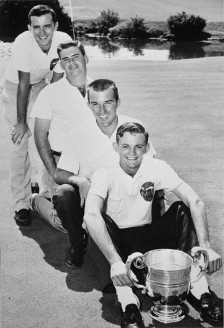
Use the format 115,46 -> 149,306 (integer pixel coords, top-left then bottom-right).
73,20 -> 98,34
110,16 -> 149,39
98,9 -> 120,35
0,0 -> 72,38
167,11 -> 206,40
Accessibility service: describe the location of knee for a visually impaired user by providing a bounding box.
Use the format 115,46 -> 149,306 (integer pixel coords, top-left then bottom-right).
53,184 -> 78,207
170,201 -> 190,215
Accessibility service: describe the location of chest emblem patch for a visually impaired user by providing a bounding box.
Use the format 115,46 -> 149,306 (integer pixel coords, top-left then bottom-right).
140,182 -> 154,202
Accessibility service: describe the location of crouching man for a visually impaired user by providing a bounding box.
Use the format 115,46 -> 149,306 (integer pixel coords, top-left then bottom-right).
84,122 -> 222,328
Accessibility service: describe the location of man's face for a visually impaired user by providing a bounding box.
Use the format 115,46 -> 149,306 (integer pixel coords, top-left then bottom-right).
60,46 -> 87,79
28,13 -> 58,51
88,88 -> 119,129
114,132 -> 149,176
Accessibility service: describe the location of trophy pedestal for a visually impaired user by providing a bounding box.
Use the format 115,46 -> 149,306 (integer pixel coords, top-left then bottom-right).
148,304 -> 185,323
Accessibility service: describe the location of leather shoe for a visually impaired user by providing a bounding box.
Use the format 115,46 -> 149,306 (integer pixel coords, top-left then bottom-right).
121,304 -> 145,328
102,283 -> 116,294
187,291 -> 223,322
14,209 -> 31,226
66,246 -> 84,268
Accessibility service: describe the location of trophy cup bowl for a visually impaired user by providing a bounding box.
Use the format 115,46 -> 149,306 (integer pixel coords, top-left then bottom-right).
126,247 -> 208,324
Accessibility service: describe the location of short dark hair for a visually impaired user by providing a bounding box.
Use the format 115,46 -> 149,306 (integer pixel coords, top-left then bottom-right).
28,5 -> 57,25
116,122 -> 149,144
87,79 -> 119,103
57,40 -> 86,58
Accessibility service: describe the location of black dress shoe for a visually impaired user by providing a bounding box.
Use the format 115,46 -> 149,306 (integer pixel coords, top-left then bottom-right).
14,209 -> 31,226
121,304 -> 145,328
102,283 -> 116,294
66,246 -> 85,268
187,291 -> 223,322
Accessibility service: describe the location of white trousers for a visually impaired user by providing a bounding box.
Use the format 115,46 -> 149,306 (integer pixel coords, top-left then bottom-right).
1,79 -> 47,211
31,194 -> 67,233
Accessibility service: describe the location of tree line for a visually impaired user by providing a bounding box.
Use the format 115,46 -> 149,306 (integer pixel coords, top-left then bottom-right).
0,1 -> 208,40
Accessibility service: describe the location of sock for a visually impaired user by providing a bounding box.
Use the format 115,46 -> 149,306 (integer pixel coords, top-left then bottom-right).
115,285 -> 139,312
190,262 -> 210,299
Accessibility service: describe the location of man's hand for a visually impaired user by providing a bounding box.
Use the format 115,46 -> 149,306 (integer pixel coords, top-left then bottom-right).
77,177 -> 91,208
11,123 -> 31,144
110,261 -> 133,287
206,248 -> 222,274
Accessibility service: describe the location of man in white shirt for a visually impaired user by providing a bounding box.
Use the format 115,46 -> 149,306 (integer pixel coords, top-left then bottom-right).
30,40 -> 92,199
1,5 -> 71,226
32,79 -> 160,275
84,122 -> 222,328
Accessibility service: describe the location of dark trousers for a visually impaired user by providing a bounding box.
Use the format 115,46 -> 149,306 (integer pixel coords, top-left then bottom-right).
104,201 -> 199,263
89,201 -> 199,289
52,184 -> 86,252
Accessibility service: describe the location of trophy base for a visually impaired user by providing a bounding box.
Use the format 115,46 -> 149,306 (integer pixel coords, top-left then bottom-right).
148,304 -> 185,323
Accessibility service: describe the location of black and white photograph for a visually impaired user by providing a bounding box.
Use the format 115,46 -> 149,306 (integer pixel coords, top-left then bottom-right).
0,1 -> 223,327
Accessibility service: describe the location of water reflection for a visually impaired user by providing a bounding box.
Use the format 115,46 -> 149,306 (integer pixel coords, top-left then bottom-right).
169,41 -> 205,60
97,39 -> 120,57
0,36 -> 223,60
82,37 -> 224,61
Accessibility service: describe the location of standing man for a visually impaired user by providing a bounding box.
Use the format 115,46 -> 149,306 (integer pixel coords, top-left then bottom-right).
84,122 -> 222,327
1,5 -> 71,226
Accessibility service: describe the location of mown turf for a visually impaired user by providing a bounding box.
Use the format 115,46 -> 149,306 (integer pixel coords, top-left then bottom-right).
0,55 -> 223,328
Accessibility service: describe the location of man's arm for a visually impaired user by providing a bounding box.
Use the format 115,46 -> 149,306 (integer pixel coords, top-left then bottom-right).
173,182 -> 222,273
55,168 -> 91,208
50,72 -> 64,84
84,194 -> 132,286
34,118 -> 56,178
12,71 -> 31,144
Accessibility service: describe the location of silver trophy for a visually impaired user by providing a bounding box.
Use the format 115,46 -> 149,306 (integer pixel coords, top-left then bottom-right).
126,247 -> 209,323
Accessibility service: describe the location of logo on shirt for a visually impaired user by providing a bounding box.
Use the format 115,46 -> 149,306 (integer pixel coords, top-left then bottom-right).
50,58 -> 59,71
140,182 -> 154,202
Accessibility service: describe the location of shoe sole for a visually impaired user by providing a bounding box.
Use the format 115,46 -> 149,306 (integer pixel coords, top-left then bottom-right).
188,294 -> 222,322
65,259 -> 84,268
14,218 -> 32,226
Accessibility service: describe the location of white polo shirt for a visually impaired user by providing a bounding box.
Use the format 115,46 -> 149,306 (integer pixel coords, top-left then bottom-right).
57,114 -> 156,179
6,31 -> 71,84
87,156 -> 184,229
30,76 -> 93,152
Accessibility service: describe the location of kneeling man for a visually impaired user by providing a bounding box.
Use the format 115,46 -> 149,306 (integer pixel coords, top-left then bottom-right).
84,122 -> 222,328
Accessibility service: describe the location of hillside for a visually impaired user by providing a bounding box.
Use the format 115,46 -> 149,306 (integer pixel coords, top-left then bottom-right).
60,0 -> 223,22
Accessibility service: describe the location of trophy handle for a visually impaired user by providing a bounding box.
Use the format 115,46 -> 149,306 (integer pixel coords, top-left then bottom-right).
126,252 -> 148,293
190,246 -> 209,283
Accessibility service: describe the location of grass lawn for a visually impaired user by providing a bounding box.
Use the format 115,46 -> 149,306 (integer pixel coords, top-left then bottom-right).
1,55 -> 223,327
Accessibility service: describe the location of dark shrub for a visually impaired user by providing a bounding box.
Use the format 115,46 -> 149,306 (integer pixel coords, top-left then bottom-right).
98,9 -> 120,35
110,16 -> 149,39
73,19 -> 98,34
0,0 -> 72,38
167,12 -> 206,40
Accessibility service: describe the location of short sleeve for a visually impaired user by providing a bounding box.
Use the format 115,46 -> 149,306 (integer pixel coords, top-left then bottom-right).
10,34 -> 31,73
155,160 -> 184,191
30,86 -> 52,119
88,169 -> 110,200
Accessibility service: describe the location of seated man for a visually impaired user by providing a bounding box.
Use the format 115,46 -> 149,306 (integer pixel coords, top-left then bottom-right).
32,79 -> 166,293
32,79 -> 159,272
30,40 -> 91,200
84,122 -> 222,328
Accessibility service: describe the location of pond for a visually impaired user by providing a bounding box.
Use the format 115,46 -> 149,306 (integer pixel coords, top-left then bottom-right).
82,38 -> 224,61
1,36 -> 224,60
